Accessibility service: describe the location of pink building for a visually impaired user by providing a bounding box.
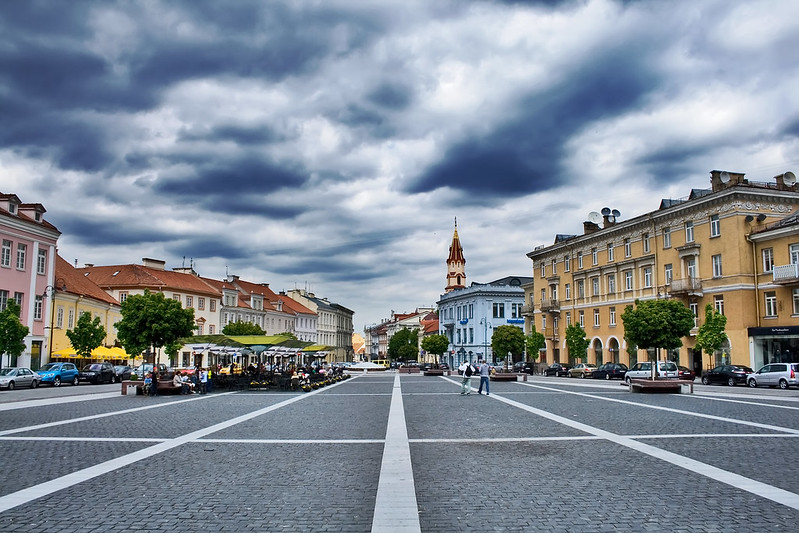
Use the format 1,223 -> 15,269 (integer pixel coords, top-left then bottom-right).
0,193 -> 61,369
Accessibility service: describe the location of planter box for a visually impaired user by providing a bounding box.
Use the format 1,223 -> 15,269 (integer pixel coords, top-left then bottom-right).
490,373 -> 518,382
423,370 -> 445,376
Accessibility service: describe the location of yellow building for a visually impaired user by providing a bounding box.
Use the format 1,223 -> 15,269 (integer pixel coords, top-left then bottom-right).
525,170 -> 799,375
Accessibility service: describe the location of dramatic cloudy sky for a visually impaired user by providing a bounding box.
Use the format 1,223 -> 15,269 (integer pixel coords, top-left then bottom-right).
2,0 -> 798,330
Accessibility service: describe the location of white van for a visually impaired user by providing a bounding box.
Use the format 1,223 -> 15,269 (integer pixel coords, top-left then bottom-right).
624,361 -> 678,382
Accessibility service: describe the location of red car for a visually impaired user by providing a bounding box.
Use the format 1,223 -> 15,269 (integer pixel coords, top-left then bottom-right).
678,366 -> 696,381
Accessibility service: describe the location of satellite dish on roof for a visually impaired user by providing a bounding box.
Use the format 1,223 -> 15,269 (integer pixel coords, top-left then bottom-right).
719,171 -> 731,184
783,171 -> 796,186
611,209 -> 621,218
588,211 -> 602,224
601,207 -> 611,216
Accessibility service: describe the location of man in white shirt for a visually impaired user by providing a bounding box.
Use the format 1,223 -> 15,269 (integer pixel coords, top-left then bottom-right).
458,361 -> 474,395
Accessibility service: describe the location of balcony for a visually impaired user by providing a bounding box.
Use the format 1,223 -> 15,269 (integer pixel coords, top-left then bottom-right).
668,277 -> 703,297
773,264 -> 799,285
540,299 -> 560,312
544,326 -> 560,342
521,305 -> 535,316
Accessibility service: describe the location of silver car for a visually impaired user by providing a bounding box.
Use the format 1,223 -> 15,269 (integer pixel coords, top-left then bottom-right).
624,361 -> 678,382
0,367 -> 42,390
747,363 -> 799,390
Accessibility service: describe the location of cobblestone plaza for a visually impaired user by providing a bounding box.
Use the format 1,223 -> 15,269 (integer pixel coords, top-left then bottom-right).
1,373 -> 798,532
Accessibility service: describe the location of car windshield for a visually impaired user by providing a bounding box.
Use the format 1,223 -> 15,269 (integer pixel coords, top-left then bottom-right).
0,369 -> 16,376
40,363 -> 60,371
83,364 -> 103,371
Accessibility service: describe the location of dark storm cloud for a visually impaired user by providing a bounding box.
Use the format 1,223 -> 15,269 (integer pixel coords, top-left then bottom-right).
409,46 -> 659,200
174,237 -> 252,262
368,82 -> 413,110
179,124 -> 284,145
57,216 -> 176,247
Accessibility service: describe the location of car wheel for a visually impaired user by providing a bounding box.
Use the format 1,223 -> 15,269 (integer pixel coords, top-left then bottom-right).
748,379 -> 757,388
580,373 -> 586,379
625,376 -> 631,384
8,381 -> 14,390
31,380 -> 39,388
727,377 -> 736,386
701,376 -> 709,385
605,374 -> 611,380
53,376 -> 61,387
779,379 -> 789,390
72,377 -> 79,386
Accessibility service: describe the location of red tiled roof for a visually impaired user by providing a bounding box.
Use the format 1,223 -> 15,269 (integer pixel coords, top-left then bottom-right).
79,263 -> 220,297
56,255 -> 119,306
277,294 -> 315,315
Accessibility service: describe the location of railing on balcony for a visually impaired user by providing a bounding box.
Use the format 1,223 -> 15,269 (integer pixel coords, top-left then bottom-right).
540,298 -> 560,312
773,264 -> 799,284
521,305 -> 535,316
668,277 -> 703,296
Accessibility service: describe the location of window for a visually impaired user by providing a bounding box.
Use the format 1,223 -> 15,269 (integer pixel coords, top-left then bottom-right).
119,291 -> 128,303
665,264 -> 673,284
592,277 -> 599,296
591,247 -> 598,265
16,243 -> 26,270
541,315 -> 546,330
540,288 -> 546,303
714,295 -> 724,315
689,302 -> 698,327
685,221 -> 694,243
56,306 -> 64,328
0,290 -> 7,312
712,254 -> 723,277
762,248 -> 774,272
663,227 -> 671,248
34,295 -> 43,320
209,325 -> 215,334
551,285 -> 558,300
609,306 -> 616,326
791,244 -> 799,265
593,308 -> 600,327
540,262 -> 546,277
565,283 -> 571,300
625,271 -> 633,290
565,312 -> 572,326
37,249 -> 47,275
577,252 -> 583,269
68,309 -> 75,329
643,267 -> 652,288
173,294 -> 181,301
210,300 -> 217,312
564,255 -> 570,272
624,238 -> 631,257
551,258 -> 557,275
793,289 -> 799,315
492,303 -> 505,318
186,296 -> 193,308
579,310 -> 585,327
198,297 -> 205,310
1,240 -> 11,267
197,323 -> 204,335
643,233 -> 650,253
511,303 -> 522,318
14,292 -> 23,307
577,280 -> 585,298
710,214 -> 720,237
764,292 -> 778,317
608,274 -> 616,294
607,243 -> 614,262
687,257 -> 697,278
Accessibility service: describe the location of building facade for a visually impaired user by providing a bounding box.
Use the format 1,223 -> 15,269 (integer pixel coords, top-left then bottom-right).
285,289 -> 353,361
526,170 -> 799,374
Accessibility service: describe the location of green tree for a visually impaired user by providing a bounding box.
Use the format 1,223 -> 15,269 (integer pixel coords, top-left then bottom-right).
0,300 -> 29,368
565,324 -> 590,363
65,312 -> 107,359
694,304 -> 728,371
222,321 -> 265,335
491,325 -> 525,371
525,326 -> 546,363
621,299 -> 695,378
388,327 -> 419,361
115,290 -> 196,370
421,334 -> 449,366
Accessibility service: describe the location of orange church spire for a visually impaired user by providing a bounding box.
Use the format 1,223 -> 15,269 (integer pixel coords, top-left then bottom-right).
445,217 -> 466,292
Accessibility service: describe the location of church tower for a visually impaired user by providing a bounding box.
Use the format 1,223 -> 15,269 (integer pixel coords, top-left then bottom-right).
445,218 -> 466,292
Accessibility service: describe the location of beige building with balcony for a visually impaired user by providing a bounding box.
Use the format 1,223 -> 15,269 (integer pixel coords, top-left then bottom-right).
525,170 -> 799,375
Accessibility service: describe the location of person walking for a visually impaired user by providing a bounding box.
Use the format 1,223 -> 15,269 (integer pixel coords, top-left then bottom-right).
458,360 -> 474,395
477,360 -> 490,395
199,368 -> 208,394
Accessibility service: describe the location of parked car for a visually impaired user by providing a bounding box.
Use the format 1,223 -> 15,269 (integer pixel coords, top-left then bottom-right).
746,363 -> 799,389
0,367 -> 42,390
78,362 -> 115,384
701,364 -> 753,386
513,361 -> 536,374
624,361 -> 678,383
677,366 -> 696,381
113,365 -> 132,383
544,363 -> 571,377
36,362 -> 80,386
132,363 -> 170,378
568,363 -> 597,378
592,363 -> 628,380
439,363 -> 450,370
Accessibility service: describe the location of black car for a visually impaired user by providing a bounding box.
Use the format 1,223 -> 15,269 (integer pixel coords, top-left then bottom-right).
701,364 -> 754,386
544,363 -> 571,377
78,362 -> 116,384
113,365 -> 132,383
513,361 -> 536,374
592,363 -> 628,380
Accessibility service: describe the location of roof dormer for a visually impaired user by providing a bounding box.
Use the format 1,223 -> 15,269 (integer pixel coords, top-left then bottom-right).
18,203 -> 46,223
1,194 -> 22,216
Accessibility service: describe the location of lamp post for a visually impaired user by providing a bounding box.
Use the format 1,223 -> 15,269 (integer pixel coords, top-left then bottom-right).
41,284 -> 59,370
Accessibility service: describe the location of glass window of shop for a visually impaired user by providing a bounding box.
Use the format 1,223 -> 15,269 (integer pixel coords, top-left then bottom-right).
750,327 -> 799,369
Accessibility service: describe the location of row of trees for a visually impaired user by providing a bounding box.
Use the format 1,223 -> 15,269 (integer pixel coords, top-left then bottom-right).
381,299 -> 728,369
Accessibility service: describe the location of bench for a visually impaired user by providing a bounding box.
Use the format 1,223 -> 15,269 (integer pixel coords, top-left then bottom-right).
120,379 -> 184,395
628,379 -> 693,394
491,373 -> 523,382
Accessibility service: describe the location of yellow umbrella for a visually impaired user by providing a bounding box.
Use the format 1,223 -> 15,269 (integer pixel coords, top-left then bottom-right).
91,346 -> 116,359
107,347 -> 130,360
51,347 -> 77,357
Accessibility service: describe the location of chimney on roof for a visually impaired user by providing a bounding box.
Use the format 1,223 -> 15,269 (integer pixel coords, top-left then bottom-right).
173,266 -> 197,276
84,263 -> 94,268
583,221 -> 600,235
142,258 -> 166,270
710,170 -> 746,192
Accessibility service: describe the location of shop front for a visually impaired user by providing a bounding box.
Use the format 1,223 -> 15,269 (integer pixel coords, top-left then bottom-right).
749,326 -> 799,370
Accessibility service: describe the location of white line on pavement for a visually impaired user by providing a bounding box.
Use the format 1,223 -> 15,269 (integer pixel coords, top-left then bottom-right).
371,373 -> 421,533
0,392 -> 120,411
